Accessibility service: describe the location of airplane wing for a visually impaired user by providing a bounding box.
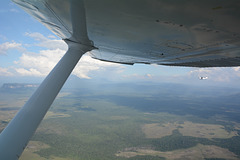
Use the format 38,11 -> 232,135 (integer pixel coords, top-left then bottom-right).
12,0 -> 240,67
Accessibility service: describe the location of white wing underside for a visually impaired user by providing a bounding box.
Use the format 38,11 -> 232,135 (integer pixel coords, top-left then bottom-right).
13,0 -> 240,67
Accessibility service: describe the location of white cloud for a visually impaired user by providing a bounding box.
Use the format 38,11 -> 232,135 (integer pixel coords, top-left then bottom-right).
15,68 -> 44,77
122,73 -> 154,81
73,54 -> 124,79
2,32 -> 124,78
48,35 -> 57,39
0,41 -> 23,54
0,67 -> 13,76
14,50 -> 123,78
25,32 -> 67,50
15,48 -> 65,77
25,32 -> 47,41
13,50 -> 124,78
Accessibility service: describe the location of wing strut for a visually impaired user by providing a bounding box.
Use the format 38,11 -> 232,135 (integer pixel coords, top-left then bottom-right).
0,0 -> 94,159
0,40 -> 93,159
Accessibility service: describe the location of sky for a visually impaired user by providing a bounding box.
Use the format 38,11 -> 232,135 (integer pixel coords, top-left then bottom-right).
0,1 -> 240,88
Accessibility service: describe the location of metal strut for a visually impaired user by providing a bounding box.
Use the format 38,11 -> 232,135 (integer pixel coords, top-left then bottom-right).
0,41 -> 93,159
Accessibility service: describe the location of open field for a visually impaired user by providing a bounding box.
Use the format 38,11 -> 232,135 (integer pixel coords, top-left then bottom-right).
44,111 -> 71,119
142,121 -> 238,139
116,144 -> 239,160
179,121 -> 238,139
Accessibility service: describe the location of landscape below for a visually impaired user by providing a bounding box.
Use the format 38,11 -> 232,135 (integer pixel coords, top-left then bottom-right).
0,82 -> 240,160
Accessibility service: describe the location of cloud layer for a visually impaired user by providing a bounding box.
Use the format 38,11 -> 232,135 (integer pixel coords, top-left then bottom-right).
0,32 -> 123,79
0,41 -> 23,55
0,32 -> 240,85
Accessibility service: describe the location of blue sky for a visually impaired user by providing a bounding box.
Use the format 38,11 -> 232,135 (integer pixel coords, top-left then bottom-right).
0,0 -> 240,87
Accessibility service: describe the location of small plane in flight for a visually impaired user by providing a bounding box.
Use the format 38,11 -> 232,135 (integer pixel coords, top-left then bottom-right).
0,0 -> 239,159
199,76 -> 208,80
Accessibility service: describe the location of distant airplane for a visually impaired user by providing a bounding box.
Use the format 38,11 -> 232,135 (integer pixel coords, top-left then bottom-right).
0,0 -> 240,159
199,76 -> 208,80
